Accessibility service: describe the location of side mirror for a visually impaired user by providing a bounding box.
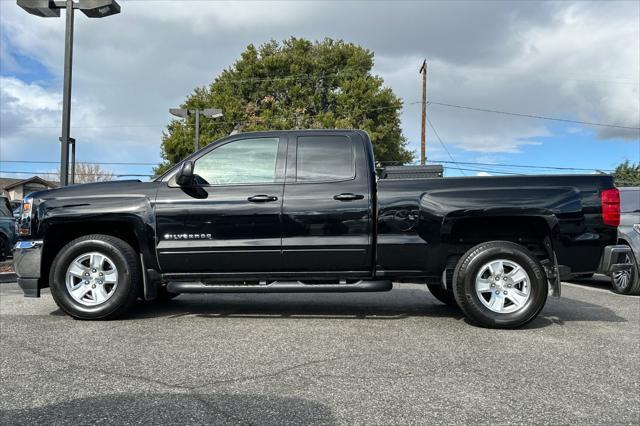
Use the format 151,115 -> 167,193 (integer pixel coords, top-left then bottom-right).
176,161 -> 194,186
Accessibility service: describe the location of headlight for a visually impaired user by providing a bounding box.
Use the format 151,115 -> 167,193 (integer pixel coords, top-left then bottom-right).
633,224 -> 640,235
18,197 -> 33,236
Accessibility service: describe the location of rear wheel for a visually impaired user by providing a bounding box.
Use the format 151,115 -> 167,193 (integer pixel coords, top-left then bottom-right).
611,252 -> 640,295
452,241 -> 548,329
427,283 -> 458,307
50,234 -> 140,320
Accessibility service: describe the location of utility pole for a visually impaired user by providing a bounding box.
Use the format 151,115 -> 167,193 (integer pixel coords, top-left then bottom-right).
419,59 -> 427,165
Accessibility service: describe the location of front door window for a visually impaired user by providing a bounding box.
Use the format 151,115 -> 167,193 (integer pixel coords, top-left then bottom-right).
194,137 -> 279,185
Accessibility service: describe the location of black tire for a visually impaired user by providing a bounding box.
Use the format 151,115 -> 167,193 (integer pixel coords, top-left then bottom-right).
452,241 -> 548,329
427,283 -> 458,307
49,234 -> 141,320
611,251 -> 640,295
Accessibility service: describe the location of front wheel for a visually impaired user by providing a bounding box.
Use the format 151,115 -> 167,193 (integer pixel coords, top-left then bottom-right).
452,241 -> 548,329
611,252 -> 640,295
50,234 -> 141,320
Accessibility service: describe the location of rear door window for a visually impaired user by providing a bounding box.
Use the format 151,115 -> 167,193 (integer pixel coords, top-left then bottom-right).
0,198 -> 12,217
296,136 -> 355,182
620,189 -> 640,213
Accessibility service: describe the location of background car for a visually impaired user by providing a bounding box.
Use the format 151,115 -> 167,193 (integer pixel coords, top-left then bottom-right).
612,187 -> 640,295
0,196 -> 17,261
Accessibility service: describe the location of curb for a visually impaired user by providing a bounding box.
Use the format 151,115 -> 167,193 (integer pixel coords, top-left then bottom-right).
0,272 -> 17,283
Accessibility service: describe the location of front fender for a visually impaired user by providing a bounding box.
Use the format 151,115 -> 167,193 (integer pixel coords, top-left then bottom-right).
36,194 -> 158,270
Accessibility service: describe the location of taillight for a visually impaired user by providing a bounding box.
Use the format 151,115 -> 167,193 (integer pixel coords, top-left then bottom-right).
601,188 -> 620,227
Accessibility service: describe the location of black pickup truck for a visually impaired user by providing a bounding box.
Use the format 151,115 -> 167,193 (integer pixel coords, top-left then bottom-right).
13,130 -> 631,328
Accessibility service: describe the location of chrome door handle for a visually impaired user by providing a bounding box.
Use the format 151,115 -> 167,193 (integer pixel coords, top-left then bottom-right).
333,193 -> 364,201
248,195 -> 278,202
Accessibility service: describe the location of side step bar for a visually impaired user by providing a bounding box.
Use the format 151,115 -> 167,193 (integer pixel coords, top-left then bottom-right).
167,280 -> 393,294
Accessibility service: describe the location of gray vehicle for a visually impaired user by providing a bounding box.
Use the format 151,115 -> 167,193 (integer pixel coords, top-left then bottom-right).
612,187 -> 640,294
0,196 -> 17,261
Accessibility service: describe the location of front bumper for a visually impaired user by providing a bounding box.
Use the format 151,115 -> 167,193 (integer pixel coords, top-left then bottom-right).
13,240 -> 43,297
598,245 -> 633,275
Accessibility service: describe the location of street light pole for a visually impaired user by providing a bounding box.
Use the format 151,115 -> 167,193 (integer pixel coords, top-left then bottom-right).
59,0 -> 75,186
17,0 -> 121,186
195,109 -> 200,151
169,108 -> 223,153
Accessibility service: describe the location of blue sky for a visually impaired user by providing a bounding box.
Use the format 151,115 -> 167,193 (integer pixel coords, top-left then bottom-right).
1,0 -> 638,182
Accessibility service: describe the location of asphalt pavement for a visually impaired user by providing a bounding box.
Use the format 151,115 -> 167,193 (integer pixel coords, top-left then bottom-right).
0,278 -> 638,425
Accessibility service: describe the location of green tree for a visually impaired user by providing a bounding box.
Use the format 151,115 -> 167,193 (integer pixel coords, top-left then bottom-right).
613,160 -> 640,186
155,38 -> 413,174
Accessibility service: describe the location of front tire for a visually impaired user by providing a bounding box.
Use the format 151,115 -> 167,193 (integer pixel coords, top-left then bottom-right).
452,241 -> 548,329
50,234 -> 141,320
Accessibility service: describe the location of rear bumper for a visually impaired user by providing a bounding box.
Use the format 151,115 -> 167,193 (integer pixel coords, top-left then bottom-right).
13,240 -> 43,297
598,245 -> 633,275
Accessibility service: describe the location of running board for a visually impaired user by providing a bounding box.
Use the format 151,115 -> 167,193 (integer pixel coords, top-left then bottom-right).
166,280 -> 393,294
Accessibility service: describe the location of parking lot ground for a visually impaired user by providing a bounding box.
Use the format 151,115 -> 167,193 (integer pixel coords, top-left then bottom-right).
1,279 -> 639,425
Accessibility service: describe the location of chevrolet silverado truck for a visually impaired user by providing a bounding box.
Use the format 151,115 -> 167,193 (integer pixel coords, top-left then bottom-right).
13,130 -> 631,328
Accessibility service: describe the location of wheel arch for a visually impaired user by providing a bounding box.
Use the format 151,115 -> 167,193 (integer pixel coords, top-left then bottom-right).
39,218 -> 156,289
437,214 -> 560,295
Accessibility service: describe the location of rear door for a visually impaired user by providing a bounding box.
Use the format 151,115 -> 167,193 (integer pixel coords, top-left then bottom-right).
281,132 -> 373,275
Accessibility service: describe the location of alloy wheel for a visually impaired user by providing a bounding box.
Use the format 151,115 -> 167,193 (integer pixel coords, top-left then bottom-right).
475,259 -> 531,314
613,254 -> 633,290
65,252 -> 118,306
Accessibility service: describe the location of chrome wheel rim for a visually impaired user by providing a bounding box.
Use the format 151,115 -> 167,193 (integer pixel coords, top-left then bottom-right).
65,252 -> 118,306
475,259 -> 531,314
613,254 -> 633,290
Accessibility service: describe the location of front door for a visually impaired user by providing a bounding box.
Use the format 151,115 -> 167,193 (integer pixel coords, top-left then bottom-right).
155,135 -> 286,275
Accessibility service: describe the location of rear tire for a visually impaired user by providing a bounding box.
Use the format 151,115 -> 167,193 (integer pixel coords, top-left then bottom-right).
452,241 -> 548,329
611,251 -> 640,295
427,283 -> 458,307
49,234 -> 141,320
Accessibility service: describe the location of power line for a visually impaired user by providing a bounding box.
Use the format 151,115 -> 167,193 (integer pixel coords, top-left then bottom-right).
6,98 -> 636,131
427,100 -> 640,131
0,160 -> 157,166
425,116 -> 466,176
440,166 -> 521,176
2,156 -> 616,173
378,158 -> 614,172
0,170 -> 153,177
2,103 -> 414,130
